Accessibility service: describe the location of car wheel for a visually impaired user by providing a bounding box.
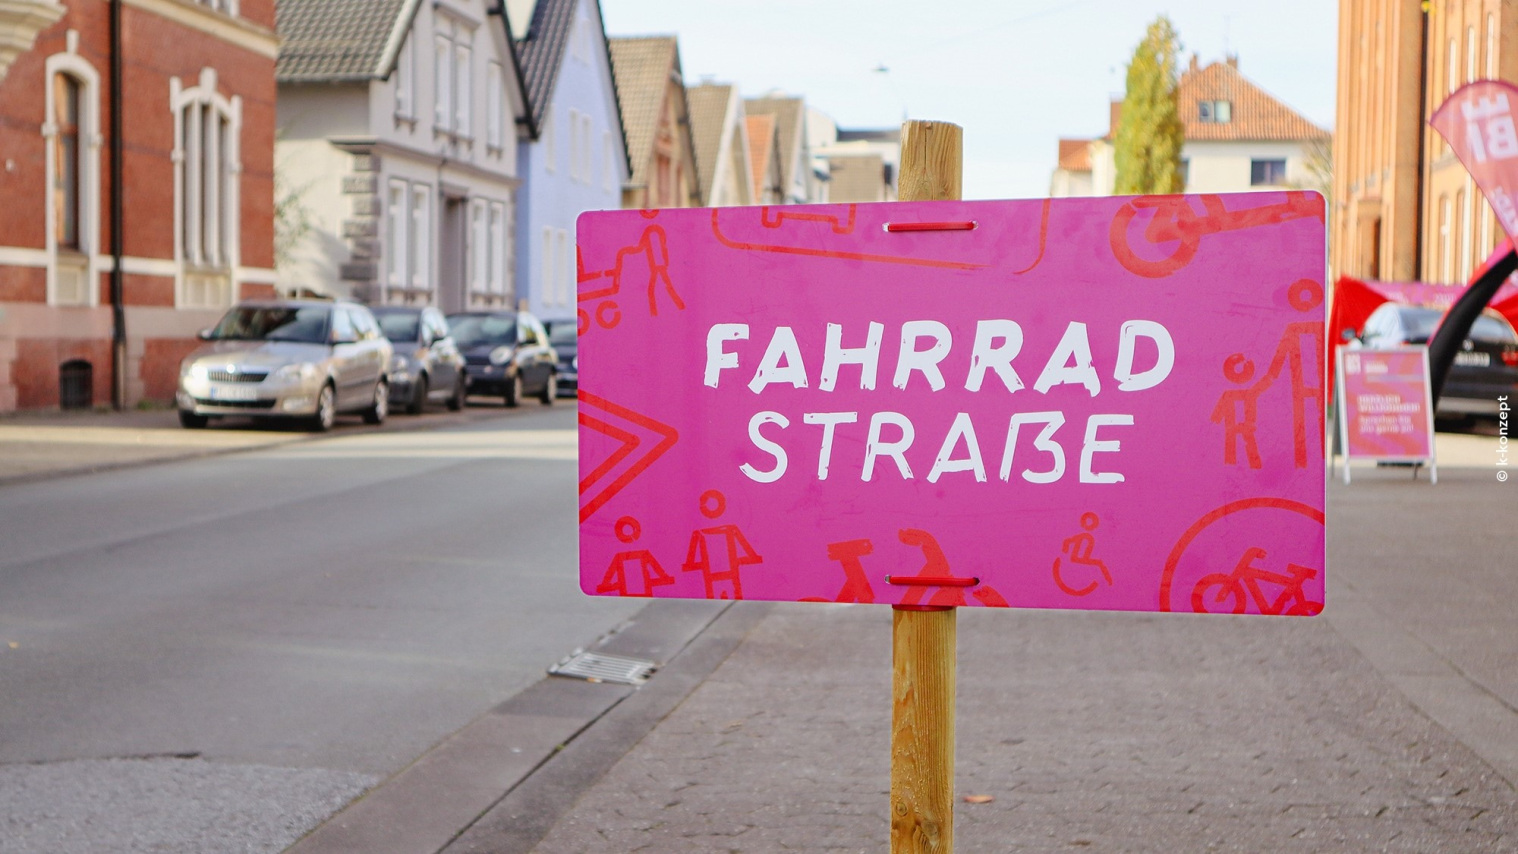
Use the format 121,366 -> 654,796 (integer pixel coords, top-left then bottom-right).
447,372 -> 466,411
407,374 -> 428,415
540,372 -> 557,405
364,380 -> 389,424
178,410 -> 208,429
311,384 -> 336,433
504,372 -> 522,408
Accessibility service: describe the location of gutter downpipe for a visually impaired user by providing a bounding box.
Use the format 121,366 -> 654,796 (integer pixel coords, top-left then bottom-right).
109,0 -> 126,410
1413,1 -> 1429,278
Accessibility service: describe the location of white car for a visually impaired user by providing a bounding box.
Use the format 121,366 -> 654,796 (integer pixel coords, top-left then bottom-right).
177,300 -> 393,431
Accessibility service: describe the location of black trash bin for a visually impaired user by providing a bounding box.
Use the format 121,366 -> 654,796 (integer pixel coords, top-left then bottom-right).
59,359 -> 93,410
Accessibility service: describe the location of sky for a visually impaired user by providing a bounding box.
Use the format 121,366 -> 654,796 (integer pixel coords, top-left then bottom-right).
599,1 -> 1339,200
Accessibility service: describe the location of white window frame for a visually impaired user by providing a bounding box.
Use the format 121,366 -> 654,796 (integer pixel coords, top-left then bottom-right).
580,114 -> 593,183
540,227 -> 555,306
43,43 -> 102,307
455,40 -> 472,140
557,230 -> 572,307
489,201 -> 507,295
1467,26 -> 1477,85
486,61 -> 504,150
470,198 -> 488,293
411,185 -> 432,291
395,34 -> 415,121
171,67 -> 240,309
434,33 -> 452,131
386,179 -> 409,289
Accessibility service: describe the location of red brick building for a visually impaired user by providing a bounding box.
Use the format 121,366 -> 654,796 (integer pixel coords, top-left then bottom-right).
0,0 -> 277,411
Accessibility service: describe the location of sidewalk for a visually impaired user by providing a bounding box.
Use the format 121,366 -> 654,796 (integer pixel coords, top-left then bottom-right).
443,441 -> 1518,853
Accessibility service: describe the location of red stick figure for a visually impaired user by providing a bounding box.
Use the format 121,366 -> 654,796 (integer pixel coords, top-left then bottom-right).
1210,353 -> 1265,469
618,225 -> 682,318
1051,512 -> 1113,597
682,490 -> 761,600
595,516 -> 674,597
1210,279 -> 1325,469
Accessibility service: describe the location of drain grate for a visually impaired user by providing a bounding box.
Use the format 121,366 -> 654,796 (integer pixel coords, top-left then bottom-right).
549,651 -> 657,685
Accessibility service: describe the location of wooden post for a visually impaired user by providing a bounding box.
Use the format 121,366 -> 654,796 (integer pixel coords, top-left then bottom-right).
891,120 -> 962,854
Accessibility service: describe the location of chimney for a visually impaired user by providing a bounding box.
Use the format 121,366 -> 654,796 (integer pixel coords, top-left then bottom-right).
1189,53 -> 1199,73
1226,53 -> 1238,70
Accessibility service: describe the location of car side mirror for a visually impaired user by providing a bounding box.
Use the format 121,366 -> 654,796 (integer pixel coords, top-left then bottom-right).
1340,328 -> 1357,343
197,328 -> 213,341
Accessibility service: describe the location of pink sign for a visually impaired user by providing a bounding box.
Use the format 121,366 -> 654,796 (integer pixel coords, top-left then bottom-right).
578,194 -> 1327,615
1431,80 -> 1518,243
1336,346 -> 1436,463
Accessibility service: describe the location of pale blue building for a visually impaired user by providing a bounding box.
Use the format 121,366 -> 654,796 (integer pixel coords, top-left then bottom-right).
508,0 -> 628,328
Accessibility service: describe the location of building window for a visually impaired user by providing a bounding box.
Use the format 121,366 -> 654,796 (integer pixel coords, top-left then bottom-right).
540,227 -> 554,305
45,47 -> 101,308
173,68 -> 240,309
434,34 -> 452,131
486,61 -> 504,150
1439,194 -> 1452,283
556,229 -> 571,307
1198,100 -> 1231,123
572,13 -> 590,62
454,40 -> 472,139
52,74 -> 82,251
1249,159 -> 1286,186
1448,37 -> 1458,94
1467,26 -> 1477,85
387,179 -> 409,288
196,0 -> 238,15
489,202 -> 507,295
411,185 -> 432,290
1179,158 -> 1189,188
395,35 -> 414,120
1458,188 -> 1472,284
470,199 -> 488,293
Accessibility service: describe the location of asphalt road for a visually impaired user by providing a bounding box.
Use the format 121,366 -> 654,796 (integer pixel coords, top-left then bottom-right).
0,405 -> 644,853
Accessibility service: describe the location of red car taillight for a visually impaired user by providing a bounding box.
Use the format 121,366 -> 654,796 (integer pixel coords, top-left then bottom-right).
1502,348 -> 1518,367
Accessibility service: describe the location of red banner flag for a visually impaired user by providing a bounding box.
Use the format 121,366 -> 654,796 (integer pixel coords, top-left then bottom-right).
1430,80 -> 1518,242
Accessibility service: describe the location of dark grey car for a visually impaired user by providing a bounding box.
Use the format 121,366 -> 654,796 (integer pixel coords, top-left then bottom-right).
371,306 -> 466,414
446,310 -> 559,407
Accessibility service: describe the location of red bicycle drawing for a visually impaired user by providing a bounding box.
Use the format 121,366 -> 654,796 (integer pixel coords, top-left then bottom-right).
1109,192 -> 1323,279
1189,546 -> 1322,615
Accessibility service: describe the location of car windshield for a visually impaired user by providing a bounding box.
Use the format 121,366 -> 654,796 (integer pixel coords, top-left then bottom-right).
1471,314 -> 1517,343
548,323 -> 577,346
448,314 -> 517,347
207,306 -> 330,343
1399,307 -> 1516,343
374,311 -> 421,343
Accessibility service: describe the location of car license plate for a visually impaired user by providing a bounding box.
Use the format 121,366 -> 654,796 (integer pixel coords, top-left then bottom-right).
209,384 -> 259,401
1454,351 -> 1490,367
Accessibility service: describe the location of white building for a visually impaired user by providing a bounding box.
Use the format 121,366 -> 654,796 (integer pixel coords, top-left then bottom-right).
1053,56 -> 1330,197
275,0 -> 529,311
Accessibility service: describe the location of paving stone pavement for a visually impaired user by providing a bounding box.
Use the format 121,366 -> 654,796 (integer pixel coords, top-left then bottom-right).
524,602 -> 1515,852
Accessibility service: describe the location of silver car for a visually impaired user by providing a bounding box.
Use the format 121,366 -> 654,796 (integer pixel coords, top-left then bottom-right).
177,300 -> 393,431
